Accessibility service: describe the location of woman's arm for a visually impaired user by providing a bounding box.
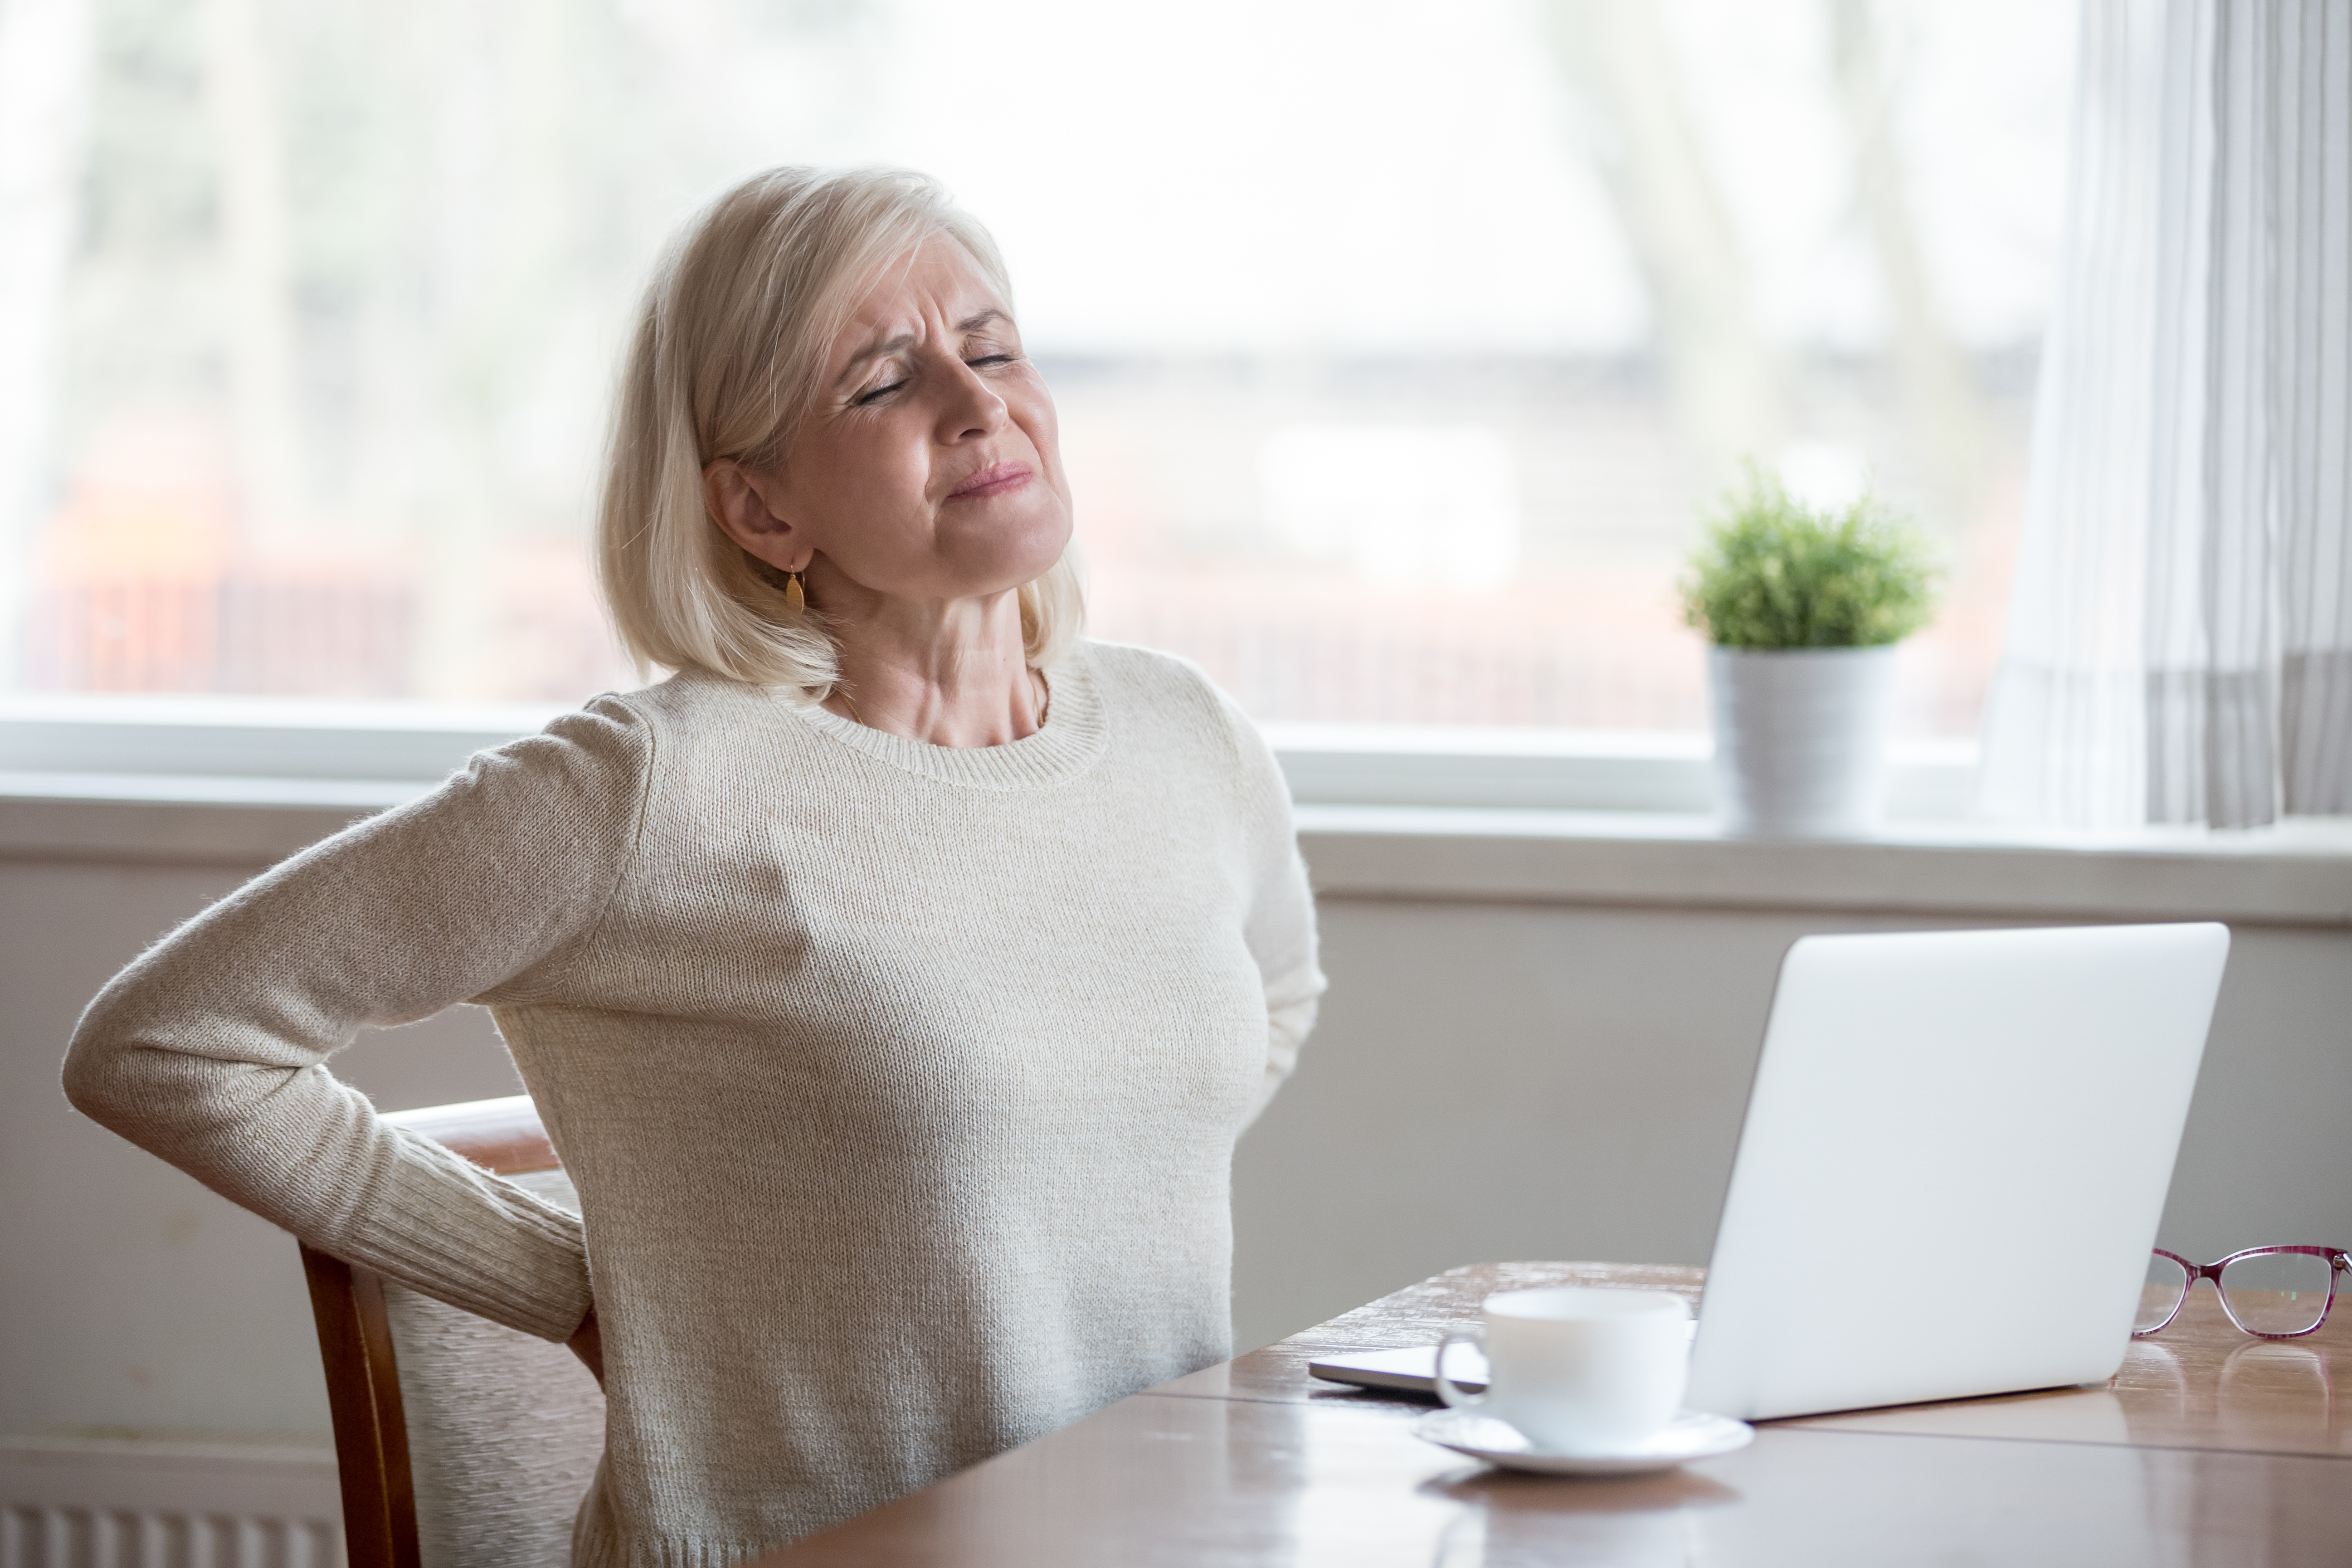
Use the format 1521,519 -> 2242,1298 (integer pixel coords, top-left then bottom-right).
61,699 -> 654,1343
1221,699 -> 1326,1126
1243,843 -> 1324,1124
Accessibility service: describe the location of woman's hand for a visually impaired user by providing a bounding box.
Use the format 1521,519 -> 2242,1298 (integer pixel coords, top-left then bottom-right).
568,1305 -> 606,1389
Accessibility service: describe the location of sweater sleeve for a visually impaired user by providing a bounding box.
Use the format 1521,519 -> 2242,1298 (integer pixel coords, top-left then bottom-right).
1219,698 -> 1326,1127
60,696 -> 654,1342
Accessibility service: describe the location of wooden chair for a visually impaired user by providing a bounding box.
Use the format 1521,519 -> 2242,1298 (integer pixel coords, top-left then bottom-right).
299,1097 -> 605,1568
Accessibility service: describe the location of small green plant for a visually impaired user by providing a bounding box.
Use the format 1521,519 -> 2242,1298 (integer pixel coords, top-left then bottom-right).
1680,465 -> 1942,650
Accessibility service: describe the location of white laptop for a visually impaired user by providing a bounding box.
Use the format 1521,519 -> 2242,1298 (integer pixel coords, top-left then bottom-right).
1309,923 -> 2232,1420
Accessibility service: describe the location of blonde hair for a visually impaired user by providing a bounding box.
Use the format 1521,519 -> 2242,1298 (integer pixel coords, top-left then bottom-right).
596,166 -> 1084,694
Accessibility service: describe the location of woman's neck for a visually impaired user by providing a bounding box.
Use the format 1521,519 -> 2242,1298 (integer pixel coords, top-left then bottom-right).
818,588 -> 1045,748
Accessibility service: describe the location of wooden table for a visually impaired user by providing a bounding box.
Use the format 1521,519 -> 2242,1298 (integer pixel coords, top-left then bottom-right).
766,1261 -> 2352,1564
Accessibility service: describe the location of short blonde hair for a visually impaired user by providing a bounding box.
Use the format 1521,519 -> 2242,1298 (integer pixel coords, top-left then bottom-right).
596,166 -> 1084,694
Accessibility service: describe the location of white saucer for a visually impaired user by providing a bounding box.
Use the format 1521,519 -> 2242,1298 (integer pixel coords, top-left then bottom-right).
1412,1408 -> 1754,1476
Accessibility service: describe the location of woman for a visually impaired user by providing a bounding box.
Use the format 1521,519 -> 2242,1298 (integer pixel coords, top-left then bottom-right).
63,166 -> 1324,1563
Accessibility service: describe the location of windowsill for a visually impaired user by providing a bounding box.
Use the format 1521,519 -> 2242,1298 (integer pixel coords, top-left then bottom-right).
1,698 -> 2345,925
1292,805 -> 2352,926
0,772 -> 2345,927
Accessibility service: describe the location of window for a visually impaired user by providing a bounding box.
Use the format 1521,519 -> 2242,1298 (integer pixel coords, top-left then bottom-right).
0,0 -> 2074,743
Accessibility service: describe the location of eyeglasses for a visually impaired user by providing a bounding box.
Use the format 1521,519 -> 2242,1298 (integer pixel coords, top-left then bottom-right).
2134,1247 -> 2352,1339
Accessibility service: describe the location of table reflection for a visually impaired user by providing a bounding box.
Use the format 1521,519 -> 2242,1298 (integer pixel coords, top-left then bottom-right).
1420,1469 -> 1739,1568
2114,1296 -> 2350,1455
2217,1339 -> 2337,1439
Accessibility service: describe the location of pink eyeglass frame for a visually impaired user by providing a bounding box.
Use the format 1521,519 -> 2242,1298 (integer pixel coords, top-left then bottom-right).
2133,1246 -> 2352,1339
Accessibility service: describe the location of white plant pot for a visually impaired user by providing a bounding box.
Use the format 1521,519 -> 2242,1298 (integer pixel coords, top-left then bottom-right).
1707,645 -> 1897,838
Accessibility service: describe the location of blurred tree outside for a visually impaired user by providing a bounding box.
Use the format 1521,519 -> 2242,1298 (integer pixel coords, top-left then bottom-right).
0,0 -> 2071,733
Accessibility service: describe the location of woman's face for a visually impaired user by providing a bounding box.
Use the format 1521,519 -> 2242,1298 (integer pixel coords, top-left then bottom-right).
716,237 -> 1073,606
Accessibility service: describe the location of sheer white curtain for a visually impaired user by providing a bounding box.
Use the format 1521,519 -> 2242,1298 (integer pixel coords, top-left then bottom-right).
1979,0 -> 2351,829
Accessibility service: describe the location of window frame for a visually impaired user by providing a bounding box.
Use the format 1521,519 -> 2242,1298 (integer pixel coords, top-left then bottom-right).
5,694 -> 2347,925
0,693 -> 1978,820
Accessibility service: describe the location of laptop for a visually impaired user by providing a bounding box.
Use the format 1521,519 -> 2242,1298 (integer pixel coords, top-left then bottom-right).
1309,923 -> 2232,1420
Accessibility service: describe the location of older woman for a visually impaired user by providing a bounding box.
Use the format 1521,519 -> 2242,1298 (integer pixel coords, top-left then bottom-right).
63,167 -> 1323,1564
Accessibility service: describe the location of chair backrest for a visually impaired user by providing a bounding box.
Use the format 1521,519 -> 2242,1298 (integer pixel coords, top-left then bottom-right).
300,1097 -> 605,1568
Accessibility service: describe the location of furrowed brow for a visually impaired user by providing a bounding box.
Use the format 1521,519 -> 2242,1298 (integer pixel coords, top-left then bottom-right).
833,311 -> 1012,386
834,332 -> 919,384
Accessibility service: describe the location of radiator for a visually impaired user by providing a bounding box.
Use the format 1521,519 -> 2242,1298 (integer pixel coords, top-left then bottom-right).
1,1441 -> 343,1568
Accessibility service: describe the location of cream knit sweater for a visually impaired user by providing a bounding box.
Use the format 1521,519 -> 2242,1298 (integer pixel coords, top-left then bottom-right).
63,641 -> 1324,1567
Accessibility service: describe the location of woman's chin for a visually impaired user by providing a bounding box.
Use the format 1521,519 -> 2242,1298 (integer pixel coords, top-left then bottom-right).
939,515 -> 1072,593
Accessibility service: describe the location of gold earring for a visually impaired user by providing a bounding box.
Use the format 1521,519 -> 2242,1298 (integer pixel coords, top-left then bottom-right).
785,571 -> 806,612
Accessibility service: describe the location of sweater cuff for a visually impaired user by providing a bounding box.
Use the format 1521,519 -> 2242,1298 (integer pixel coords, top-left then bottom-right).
348,1142 -> 594,1342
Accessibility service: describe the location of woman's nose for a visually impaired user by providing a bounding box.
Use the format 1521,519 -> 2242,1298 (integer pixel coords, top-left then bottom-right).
935,359 -> 1009,442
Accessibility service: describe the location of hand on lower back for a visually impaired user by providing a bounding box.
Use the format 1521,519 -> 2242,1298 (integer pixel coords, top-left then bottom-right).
569,1306 -> 606,1388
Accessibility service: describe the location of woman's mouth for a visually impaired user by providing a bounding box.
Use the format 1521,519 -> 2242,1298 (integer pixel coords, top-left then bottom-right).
947,461 -> 1033,501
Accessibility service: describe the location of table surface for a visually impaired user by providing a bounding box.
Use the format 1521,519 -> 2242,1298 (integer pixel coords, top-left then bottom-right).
766,1261 -> 2352,1565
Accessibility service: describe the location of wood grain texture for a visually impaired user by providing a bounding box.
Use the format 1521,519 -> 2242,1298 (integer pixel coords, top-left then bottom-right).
764,1260 -> 2352,1565
302,1096 -> 557,1568
766,1374 -> 2350,1566
300,1246 -> 420,1568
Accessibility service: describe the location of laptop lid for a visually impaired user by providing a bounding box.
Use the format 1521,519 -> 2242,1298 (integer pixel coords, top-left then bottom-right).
1685,922 -> 2230,1422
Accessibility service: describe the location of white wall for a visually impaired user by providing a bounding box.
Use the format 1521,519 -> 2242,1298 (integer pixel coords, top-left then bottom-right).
3,853 -> 522,1444
6,812 -> 2349,1443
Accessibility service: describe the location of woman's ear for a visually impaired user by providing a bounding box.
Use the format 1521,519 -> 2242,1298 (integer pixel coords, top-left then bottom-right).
703,460 -> 813,573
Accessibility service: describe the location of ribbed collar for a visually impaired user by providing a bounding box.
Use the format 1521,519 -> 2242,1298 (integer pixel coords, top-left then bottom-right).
771,643 -> 1109,791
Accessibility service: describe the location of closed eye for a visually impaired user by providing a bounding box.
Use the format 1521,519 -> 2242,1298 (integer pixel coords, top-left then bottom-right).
854,380 -> 906,406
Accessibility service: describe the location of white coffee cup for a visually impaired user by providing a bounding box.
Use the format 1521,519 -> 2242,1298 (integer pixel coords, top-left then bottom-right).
1432,1286 -> 1691,1452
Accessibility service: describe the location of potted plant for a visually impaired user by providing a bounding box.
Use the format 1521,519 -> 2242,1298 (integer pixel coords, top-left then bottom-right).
1680,468 -> 1941,837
